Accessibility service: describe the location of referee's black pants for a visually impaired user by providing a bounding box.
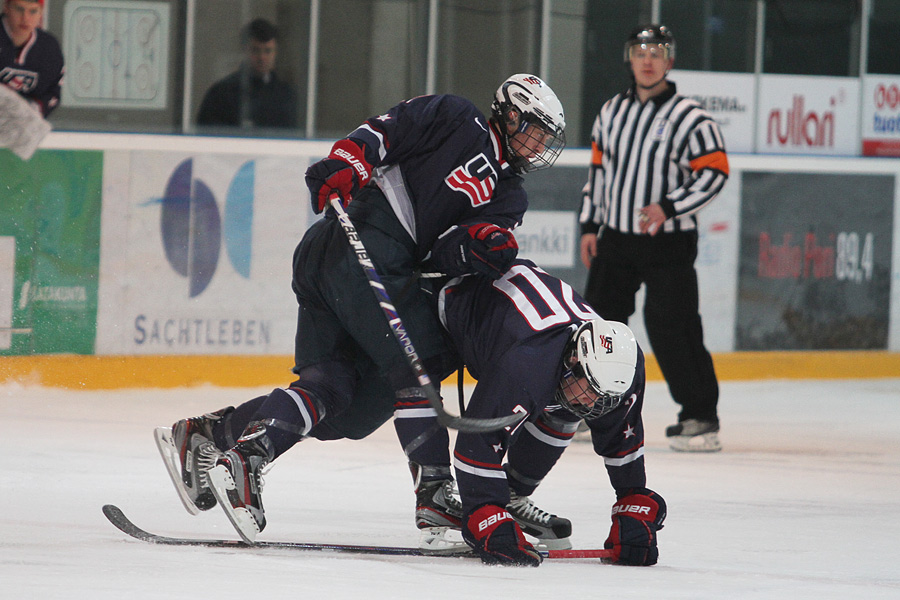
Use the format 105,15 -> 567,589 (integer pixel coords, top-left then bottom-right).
585,228 -> 719,424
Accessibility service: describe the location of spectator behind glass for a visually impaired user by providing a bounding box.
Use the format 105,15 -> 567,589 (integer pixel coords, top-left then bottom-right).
196,18 -> 298,130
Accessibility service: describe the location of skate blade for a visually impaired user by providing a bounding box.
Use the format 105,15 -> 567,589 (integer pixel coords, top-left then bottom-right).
153,427 -> 200,516
207,464 -> 260,544
531,536 -> 573,551
418,527 -> 469,554
668,431 -> 722,453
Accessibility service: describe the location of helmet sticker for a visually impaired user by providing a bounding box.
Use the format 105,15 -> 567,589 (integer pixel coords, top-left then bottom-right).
599,335 -> 613,354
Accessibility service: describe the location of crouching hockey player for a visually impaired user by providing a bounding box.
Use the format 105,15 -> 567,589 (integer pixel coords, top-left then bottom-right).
434,260 -> 665,566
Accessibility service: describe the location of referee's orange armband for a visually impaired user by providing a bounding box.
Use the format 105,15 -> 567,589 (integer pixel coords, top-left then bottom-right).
690,151 -> 729,175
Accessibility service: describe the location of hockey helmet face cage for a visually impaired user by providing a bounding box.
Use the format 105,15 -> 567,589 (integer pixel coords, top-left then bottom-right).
555,320 -> 637,419
491,74 -> 566,174
624,24 -> 675,63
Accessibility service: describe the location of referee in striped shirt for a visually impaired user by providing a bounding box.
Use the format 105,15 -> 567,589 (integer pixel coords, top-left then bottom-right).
578,25 -> 729,452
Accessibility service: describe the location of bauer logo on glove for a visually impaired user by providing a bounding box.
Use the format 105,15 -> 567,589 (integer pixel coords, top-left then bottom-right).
604,487 -> 666,566
305,139 -> 373,214
477,509 -> 513,531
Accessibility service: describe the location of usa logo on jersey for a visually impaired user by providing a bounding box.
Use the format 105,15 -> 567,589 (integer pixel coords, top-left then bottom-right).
445,153 -> 497,207
0,68 -> 38,93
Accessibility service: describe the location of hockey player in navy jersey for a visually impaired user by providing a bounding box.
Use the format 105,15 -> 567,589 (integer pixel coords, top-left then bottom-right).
1,0 -> 63,116
155,256 -> 664,566
154,75 -> 569,548
436,259 -> 665,566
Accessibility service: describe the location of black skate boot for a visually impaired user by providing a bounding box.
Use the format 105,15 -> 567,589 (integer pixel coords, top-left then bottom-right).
666,419 -> 722,452
507,490 -> 573,550
415,478 -> 463,530
411,462 -> 466,554
154,407 -> 233,514
207,422 -> 273,544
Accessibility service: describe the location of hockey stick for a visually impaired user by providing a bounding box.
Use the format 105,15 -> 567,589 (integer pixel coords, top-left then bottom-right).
103,504 -> 614,560
329,193 -> 522,433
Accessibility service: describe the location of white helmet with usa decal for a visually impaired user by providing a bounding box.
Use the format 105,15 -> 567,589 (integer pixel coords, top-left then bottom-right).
556,319 -> 637,419
491,74 -> 566,174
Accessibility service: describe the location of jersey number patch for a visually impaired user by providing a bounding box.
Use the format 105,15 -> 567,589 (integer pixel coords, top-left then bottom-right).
493,265 -> 597,331
445,153 -> 497,207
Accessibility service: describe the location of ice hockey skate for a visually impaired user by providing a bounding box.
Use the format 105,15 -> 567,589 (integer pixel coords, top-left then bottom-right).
507,490 -> 572,550
154,408 -> 231,515
207,424 -> 273,544
415,479 -> 467,554
666,419 -> 722,452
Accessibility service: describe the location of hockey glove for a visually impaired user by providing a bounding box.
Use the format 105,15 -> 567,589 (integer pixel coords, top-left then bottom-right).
305,139 -> 373,213
463,504 -> 542,566
604,487 -> 666,566
461,223 -> 518,280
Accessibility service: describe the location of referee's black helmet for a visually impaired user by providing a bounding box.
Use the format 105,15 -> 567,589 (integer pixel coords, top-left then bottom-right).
624,24 -> 675,62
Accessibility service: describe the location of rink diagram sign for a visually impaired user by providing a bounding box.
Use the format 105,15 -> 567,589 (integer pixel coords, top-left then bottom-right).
63,1 -> 170,109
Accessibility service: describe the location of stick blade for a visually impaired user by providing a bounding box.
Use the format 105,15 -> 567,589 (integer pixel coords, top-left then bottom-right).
437,411 -> 523,433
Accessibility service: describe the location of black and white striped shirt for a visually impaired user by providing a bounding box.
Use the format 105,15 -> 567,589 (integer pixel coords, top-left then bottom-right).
579,82 -> 728,235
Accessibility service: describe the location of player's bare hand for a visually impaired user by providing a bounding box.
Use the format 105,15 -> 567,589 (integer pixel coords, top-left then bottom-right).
580,233 -> 598,268
638,204 -> 666,236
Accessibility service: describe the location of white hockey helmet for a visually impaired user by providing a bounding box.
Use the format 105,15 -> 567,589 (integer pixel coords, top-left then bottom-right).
491,73 -> 566,174
556,320 -> 637,419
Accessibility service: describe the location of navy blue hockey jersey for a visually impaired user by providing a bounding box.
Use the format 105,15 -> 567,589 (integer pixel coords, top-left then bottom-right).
345,94 -> 527,263
438,260 -> 647,510
0,18 -> 63,116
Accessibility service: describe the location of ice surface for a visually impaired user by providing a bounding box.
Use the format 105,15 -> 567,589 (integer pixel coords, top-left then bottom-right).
2,378 -> 899,599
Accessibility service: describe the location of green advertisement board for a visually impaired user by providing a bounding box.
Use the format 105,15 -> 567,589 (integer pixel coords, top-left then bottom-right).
0,149 -> 103,355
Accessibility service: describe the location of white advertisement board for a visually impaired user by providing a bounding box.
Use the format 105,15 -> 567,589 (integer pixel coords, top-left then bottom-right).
756,75 -> 860,156
515,211 -> 577,268
96,151 -> 309,354
861,75 -> 900,157
669,70 -> 756,153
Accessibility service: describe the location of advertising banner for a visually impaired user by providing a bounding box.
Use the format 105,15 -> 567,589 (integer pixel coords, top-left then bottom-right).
515,211 -> 577,269
0,149 -> 103,354
95,152 -> 309,355
736,171 -> 894,350
756,75 -> 860,156
669,70 -> 756,153
861,75 -> 900,157
521,165 -> 589,288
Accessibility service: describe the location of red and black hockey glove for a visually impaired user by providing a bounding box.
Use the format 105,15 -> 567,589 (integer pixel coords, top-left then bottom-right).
305,139 -> 373,213
461,223 -> 518,280
462,504 -> 542,566
604,487 -> 666,566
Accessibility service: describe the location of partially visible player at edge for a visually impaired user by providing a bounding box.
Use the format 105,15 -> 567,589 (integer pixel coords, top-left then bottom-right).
153,75 -> 573,564
1,0 -> 63,116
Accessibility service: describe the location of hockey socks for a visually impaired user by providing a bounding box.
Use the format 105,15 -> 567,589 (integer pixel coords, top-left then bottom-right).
393,388 -> 451,470
247,387 -> 325,458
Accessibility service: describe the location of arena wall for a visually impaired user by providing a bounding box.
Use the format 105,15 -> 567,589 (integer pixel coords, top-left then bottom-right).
2,133 -> 898,388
